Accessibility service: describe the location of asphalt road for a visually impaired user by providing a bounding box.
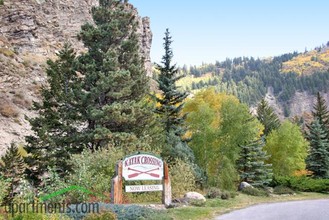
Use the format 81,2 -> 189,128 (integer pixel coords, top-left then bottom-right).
216,199 -> 329,220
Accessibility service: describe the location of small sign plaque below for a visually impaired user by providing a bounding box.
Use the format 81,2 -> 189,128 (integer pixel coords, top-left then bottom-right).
125,184 -> 163,193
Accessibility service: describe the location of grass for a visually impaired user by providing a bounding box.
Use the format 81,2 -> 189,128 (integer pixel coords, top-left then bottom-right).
0,192 -> 327,220
163,192 -> 329,220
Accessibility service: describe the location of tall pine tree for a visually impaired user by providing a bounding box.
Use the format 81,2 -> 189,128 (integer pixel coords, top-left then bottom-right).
155,29 -> 188,137
256,99 -> 280,136
155,29 -> 191,162
25,0 -> 154,184
25,44 -> 80,185
237,139 -> 272,186
306,119 -> 329,178
0,144 -> 27,204
311,92 -> 329,137
73,0 -> 152,150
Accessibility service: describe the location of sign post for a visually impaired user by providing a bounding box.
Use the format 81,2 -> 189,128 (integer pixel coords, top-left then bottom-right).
111,161 -> 123,204
162,161 -> 172,206
111,152 -> 171,206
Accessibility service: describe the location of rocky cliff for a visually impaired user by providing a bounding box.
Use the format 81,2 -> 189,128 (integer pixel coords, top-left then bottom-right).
0,0 -> 152,153
251,87 -> 329,122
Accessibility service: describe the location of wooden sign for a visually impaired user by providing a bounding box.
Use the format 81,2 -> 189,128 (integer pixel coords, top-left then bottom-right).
125,184 -> 163,193
122,153 -> 164,181
111,152 -> 171,206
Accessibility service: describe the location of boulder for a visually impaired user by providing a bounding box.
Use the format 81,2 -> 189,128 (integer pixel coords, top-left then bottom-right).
238,181 -> 254,191
183,192 -> 206,202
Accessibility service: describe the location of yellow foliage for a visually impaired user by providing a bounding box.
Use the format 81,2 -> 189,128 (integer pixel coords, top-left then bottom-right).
293,169 -> 313,177
183,130 -> 193,140
145,92 -> 161,108
176,73 -> 213,89
319,52 -> 329,62
184,88 -> 236,113
183,88 -> 264,188
282,49 -> 329,75
150,92 -> 185,109
183,88 -> 239,129
17,144 -> 28,157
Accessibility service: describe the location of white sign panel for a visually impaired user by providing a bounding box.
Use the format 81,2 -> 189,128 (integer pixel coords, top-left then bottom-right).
122,153 -> 164,181
125,184 -> 163,193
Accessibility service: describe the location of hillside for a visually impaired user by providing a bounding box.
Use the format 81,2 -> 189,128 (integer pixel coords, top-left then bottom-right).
282,45 -> 329,75
177,45 -> 329,118
0,0 -> 152,153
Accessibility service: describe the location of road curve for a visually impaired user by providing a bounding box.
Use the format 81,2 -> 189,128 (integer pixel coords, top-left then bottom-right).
215,199 -> 329,220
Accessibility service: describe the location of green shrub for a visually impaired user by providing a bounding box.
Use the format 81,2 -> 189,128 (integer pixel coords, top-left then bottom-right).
36,167 -> 69,203
220,191 -> 231,200
106,204 -> 167,220
67,204 -> 169,220
0,0 -> 3,6
241,187 -> 269,197
189,199 -> 206,207
273,186 -> 295,195
84,210 -> 117,220
273,176 -> 329,193
169,159 -> 196,198
124,186 -> 162,203
66,147 -> 125,203
12,179 -> 35,204
228,191 -> 238,198
206,187 -> 221,199
11,213 -> 71,220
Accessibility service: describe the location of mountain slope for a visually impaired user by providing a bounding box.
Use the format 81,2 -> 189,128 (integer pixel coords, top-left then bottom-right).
282,46 -> 329,75
0,0 -> 152,153
177,45 -> 329,119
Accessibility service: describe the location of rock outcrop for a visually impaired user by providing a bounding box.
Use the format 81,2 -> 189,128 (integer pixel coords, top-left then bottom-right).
250,86 -> 329,122
0,0 -> 152,153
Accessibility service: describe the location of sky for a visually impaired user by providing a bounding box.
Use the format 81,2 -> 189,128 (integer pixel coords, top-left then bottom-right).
129,0 -> 329,66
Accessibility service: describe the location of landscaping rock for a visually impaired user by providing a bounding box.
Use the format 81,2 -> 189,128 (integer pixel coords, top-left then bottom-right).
184,192 -> 206,202
238,181 -> 254,191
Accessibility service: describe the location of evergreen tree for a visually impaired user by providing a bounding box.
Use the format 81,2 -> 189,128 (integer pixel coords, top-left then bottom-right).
0,144 -> 27,204
237,139 -> 272,186
155,29 -> 190,162
155,29 -> 188,137
256,99 -> 280,136
306,119 -> 329,178
25,44 -> 80,185
311,92 -> 329,136
25,0 -> 154,184
76,0 -> 151,149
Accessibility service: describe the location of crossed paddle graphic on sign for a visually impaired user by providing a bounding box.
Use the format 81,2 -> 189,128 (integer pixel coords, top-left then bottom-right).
128,167 -> 160,178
